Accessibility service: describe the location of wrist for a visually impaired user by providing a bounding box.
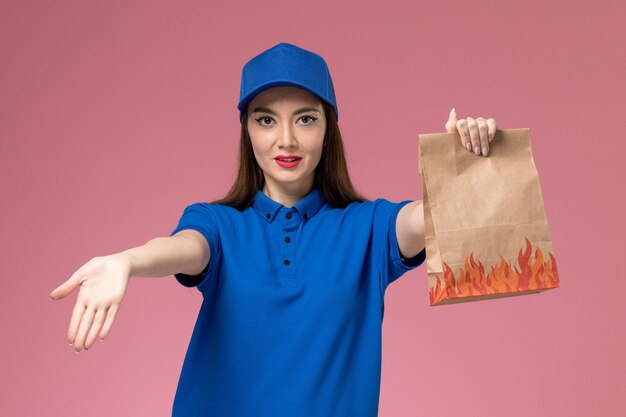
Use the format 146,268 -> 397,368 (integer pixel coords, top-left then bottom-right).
108,252 -> 134,276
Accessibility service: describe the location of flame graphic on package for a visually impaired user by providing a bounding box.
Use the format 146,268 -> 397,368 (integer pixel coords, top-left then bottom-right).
429,237 -> 560,305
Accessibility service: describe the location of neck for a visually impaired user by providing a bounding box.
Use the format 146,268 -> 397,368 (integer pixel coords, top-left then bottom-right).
262,178 -> 314,208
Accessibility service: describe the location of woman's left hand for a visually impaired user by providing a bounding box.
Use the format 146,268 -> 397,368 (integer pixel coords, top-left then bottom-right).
445,108 -> 498,157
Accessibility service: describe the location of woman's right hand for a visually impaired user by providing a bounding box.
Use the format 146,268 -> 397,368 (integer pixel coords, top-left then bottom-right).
49,254 -> 132,352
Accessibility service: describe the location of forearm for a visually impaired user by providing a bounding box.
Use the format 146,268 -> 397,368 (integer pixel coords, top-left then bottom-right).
116,236 -> 199,278
397,199 -> 426,259
411,199 -> 426,256
410,200 -> 426,255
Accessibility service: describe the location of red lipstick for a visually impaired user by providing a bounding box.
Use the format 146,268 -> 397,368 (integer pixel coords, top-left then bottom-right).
274,154 -> 302,168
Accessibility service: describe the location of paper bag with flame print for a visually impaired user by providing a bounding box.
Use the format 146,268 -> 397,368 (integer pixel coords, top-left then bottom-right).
417,128 -> 560,306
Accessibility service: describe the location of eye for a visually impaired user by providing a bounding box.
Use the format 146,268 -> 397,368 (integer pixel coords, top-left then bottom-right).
254,115 -> 318,127
255,116 -> 274,127
299,115 -> 318,125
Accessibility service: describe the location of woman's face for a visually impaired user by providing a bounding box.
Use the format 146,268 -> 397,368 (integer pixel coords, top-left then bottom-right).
246,86 -> 326,194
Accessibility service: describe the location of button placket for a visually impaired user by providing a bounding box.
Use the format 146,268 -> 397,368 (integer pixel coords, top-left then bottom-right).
280,209 -> 298,281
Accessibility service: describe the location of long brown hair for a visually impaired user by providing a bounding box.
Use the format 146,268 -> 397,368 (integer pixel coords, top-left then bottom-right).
209,100 -> 369,210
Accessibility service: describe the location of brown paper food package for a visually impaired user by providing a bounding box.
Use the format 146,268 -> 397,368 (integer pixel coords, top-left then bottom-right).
418,128 -> 560,306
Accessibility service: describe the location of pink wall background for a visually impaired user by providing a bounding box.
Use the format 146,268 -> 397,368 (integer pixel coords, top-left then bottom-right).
1,0 -> 624,416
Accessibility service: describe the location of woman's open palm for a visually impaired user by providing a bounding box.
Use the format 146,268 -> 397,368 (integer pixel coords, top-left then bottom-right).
49,255 -> 131,352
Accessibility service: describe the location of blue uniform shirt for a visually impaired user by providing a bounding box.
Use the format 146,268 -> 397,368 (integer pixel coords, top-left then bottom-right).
169,186 -> 426,417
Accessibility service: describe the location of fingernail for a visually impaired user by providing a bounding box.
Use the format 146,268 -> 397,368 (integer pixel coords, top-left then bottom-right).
466,143 -> 471,151
474,146 -> 480,155
482,147 -> 489,156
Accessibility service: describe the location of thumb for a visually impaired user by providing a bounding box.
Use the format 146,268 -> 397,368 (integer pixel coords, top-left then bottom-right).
49,271 -> 82,301
445,107 -> 458,133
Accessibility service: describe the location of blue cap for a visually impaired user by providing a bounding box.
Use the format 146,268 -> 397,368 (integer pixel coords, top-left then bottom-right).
238,42 -> 339,123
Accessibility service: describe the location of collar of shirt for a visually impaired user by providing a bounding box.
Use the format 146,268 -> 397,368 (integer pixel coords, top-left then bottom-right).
252,186 -> 326,224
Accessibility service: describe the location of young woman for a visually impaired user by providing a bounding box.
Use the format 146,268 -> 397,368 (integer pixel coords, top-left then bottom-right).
49,42 -> 498,416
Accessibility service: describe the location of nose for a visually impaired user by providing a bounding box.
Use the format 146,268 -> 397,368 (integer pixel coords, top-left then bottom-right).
277,122 -> 298,149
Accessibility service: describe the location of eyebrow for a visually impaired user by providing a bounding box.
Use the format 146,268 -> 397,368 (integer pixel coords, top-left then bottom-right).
251,107 -> 321,116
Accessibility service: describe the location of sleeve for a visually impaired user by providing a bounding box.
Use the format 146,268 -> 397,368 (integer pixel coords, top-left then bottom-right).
373,199 -> 426,290
169,202 -> 222,290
